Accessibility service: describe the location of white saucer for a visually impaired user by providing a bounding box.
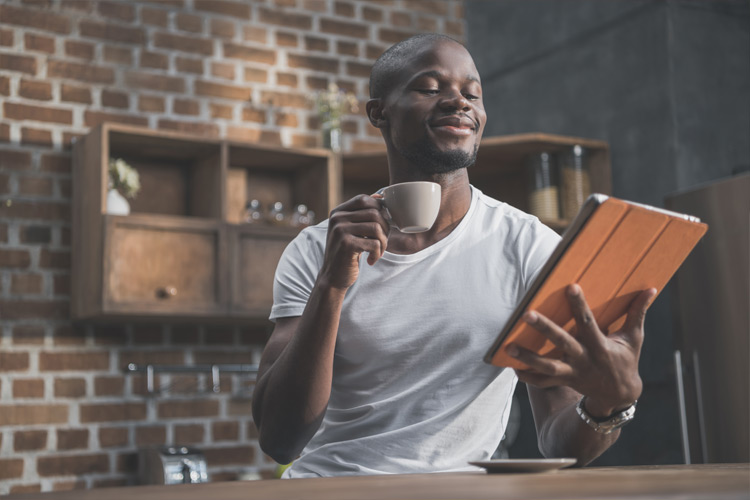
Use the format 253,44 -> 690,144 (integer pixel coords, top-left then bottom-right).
469,458 -> 577,473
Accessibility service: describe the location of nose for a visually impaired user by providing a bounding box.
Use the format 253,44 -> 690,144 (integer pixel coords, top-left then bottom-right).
438,89 -> 470,111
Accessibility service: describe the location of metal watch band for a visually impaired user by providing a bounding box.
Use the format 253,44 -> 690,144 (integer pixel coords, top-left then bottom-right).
576,396 -> 637,435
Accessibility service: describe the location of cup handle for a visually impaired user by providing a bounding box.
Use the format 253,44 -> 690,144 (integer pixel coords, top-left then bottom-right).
374,189 -> 394,228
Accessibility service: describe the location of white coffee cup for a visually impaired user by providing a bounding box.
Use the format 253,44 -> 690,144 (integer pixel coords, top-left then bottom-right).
377,181 -> 441,233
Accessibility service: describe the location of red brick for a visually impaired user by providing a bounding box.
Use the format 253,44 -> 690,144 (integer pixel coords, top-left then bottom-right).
173,98 -> 200,116
195,0 -> 250,18
211,62 -> 235,80
98,0 -> 135,22
93,376 -> 123,396
84,110 -> 149,128
103,45 -> 133,65
0,352 -> 29,371
379,27 -> 419,45
0,249 -> 31,268
124,71 -> 185,92
210,103 -> 233,119
135,425 -> 166,446
80,402 -> 147,423
48,59 -> 115,83
304,36 -> 329,52
54,378 -> 86,397
303,0 -> 327,11
0,4 -> 71,34
363,6 -> 384,22
0,75 -> 9,96
65,40 -> 95,60
23,223 -> 54,244
260,90 -> 309,109
176,12 -> 203,33
37,454 -> 109,477
154,32 -> 213,55
101,89 -> 129,109
223,43 -> 276,64
52,480 -> 87,491
337,41 -> 358,57
22,127 -> 54,146
40,351 -> 109,371
18,176 -> 54,196
158,399 -> 219,419
446,19 -> 464,37
9,485 -> 41,494
14,429 -> 47,451
57,428 -> 89,450
287,53 -> 338,73
11,273 -> 43,294
0,149 -> 32,170
54,274 -> 70,295
195,80 -> 252,101
79,20 -> 144,44
13,378 -> 45,398
202,445 -> 255,466
40,153 -> 71,174
0,459 -> 23,480
0,199 -> 69,221
210,18 -> 235,39
277,72 -> 298,88
140,50 -> 168,70
0,404 -> 68,425
174,424 -> 205,444
139,95 -> 165,113
0,51 -> 37,75
417,16 -> 438,32
0,28 -> 13,47
5,101 -> 71,124
244,67 -> 268,83
276,31 -> 298,48
61,84 -> 92,104
243,108 -> 266,124
24,32 -> 55,53
99,427 -> 129,448
243,26 -> 267,43
122,349 -> 183,369
12,325 -> 46,345
335,1 -> 355,17
212,421 -> 239,441
320,17 -> 368,38
347,61 -> 372,78
141,6 -> 168,26
259,7 -> 312,29
175,56 -> 203,74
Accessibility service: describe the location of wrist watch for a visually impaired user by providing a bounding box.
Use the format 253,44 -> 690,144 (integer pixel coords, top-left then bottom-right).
576,396 -> 637,435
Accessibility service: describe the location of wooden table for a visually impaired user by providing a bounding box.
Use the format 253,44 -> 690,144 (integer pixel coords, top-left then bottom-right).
8,464 -> 749,500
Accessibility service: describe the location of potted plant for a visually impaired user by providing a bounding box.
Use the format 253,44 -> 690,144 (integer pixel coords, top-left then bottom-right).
312,83 -> 359,152
107,158 -> 140,215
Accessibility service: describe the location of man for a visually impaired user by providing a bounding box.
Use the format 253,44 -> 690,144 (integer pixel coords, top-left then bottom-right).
252,33 -> 655,478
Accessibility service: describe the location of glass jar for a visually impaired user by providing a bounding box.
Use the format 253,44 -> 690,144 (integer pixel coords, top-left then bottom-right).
268,201 -> 286,226
526,151 -> 560,220
560,145 -> 591,219
242,199 -> 263,224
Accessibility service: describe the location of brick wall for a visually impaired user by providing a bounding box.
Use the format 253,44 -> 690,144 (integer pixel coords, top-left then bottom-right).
0,0 -> 465,494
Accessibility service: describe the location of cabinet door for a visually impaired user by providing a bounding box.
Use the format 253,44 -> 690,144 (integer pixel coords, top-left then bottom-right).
102,215 -> 226,317
229,226 -> 296,319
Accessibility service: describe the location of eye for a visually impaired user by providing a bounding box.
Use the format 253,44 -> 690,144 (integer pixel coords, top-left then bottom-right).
463,92 -> 480,101
417,89 -> 440,96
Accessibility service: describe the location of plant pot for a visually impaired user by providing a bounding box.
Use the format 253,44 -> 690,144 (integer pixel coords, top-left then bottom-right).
321,120 -> 342,152
106,188 -> 130,215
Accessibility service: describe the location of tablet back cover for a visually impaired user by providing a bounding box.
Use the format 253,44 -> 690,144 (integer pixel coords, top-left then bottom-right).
485,196 -> 708,369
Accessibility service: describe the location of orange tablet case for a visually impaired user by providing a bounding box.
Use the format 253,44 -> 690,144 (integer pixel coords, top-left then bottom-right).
485,194 -> 708,369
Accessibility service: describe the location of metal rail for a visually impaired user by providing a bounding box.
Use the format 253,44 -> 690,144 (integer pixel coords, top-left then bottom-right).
125,363 -> 259,395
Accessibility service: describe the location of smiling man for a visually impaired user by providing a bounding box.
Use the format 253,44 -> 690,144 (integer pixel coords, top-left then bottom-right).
252,33 -> 654,478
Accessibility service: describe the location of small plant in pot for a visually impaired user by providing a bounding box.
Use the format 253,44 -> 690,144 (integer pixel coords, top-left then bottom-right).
107,158 -> 140,215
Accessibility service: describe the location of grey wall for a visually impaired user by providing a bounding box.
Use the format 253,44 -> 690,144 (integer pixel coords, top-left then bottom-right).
466,0 -> 750,465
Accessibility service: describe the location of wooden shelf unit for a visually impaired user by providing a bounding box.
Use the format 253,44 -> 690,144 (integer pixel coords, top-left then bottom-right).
72,123 -> 336,323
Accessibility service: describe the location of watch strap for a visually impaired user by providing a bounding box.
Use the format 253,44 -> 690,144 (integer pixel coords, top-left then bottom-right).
576,396 -> 637,435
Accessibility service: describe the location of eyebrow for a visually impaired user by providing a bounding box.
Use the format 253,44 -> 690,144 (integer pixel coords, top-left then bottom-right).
408,70 -> 481,85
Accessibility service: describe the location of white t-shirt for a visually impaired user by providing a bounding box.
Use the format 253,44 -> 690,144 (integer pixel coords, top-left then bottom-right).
270,186 -> 560,477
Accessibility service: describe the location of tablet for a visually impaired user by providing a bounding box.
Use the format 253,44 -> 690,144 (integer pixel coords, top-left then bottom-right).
485,194 -> 708,369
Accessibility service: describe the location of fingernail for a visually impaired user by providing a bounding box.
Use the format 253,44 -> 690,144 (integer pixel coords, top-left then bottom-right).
524,311 -> 538,323
568,284 -> 580,296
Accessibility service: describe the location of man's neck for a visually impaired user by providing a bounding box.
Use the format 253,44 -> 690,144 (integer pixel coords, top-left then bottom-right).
385,171 -> 472,255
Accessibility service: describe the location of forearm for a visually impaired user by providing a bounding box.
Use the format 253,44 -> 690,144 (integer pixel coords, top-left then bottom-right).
253,278 -> 347,463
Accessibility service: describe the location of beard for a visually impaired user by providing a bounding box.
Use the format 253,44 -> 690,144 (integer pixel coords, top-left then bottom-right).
396,135 -> 479,175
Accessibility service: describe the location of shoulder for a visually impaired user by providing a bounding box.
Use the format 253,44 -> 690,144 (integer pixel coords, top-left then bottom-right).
472,188 -> 559,243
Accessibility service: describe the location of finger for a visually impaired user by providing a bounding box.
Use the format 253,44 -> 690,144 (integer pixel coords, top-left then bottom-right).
619,288 -> 657,347
524,310 -> 584,358
566,284 -> 604,349
330,193 -> 383,216
338,232 -> 385,265
506,343 -> 572,379
330,208 -> 390,238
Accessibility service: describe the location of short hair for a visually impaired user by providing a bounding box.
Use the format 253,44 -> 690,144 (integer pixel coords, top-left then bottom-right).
369,33 -> 464,99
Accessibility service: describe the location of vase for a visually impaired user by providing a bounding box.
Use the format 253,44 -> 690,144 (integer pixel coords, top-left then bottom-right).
106,188 -> 130,215
321,120 -> 342,152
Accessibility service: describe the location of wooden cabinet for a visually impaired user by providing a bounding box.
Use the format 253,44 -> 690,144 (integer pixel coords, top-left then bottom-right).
73,125 -> 610,323
72,123 -> 335,322
342,133 -> 611,232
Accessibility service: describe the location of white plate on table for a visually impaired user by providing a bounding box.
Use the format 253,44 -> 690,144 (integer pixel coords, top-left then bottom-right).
469,458 -> 577,473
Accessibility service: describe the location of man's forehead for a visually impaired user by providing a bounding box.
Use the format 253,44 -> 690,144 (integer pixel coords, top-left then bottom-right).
396,42 -> 480,84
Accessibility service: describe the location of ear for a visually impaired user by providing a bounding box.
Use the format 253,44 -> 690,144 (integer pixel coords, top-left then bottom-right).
366,98 -> 387,128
